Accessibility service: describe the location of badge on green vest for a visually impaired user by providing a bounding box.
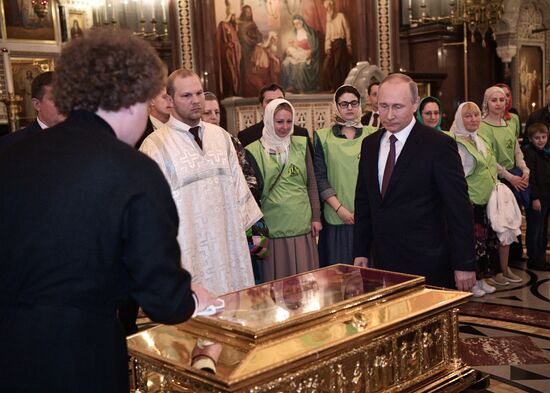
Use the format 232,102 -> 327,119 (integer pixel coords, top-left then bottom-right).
287,163 -> 300,176
506,139 -> 513,150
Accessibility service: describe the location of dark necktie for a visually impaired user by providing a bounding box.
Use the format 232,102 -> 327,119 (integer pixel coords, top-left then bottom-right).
189,126 -> 202,150
372,113 -> 379,128
381,134 -> 397,198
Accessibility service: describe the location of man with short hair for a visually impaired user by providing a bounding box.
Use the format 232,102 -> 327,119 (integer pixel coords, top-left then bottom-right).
0,71 -> 65,150
140,69 -> 262,296
353,73 -> 476,291
136,87 -> 173,147
237,83 -> 311,148
0,29 -> 211,393
361,81 -> 380,128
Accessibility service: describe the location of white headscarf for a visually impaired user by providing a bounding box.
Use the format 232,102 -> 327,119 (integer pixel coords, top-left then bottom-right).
450,102 -> 487,158
261,98 -> 295,164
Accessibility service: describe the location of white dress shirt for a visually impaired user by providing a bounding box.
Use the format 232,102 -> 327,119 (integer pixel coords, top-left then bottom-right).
378,117 -> 416,191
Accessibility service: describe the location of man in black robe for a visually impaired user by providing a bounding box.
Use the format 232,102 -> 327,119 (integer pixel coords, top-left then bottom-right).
0,29 -> 212,393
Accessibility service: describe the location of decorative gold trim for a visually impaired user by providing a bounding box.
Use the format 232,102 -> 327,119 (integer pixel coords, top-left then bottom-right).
378,0 -> 392,73
131,309 -> 473,392
177,0 -> 193,70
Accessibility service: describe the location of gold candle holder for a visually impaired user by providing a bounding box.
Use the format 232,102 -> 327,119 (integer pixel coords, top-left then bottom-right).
1,93 -> 23,132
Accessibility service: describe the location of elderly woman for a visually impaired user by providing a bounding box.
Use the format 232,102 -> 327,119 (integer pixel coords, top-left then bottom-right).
416,96 -> 443,130
478,85 -> 529,286
314,84 -> 377,266
449,102 -> 498,297
245,98 -> 321,281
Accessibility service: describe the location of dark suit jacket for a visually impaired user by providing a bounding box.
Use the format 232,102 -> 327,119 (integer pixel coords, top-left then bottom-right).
238,120 -> 312,151
136,116 -> 155,148
0,110 -> 195,392
0,120 -> 42,152
361,111 -> 381,128
353,122 -> 475,288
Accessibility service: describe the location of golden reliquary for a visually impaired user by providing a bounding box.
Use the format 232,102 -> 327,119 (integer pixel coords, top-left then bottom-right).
127,265 -> 476,392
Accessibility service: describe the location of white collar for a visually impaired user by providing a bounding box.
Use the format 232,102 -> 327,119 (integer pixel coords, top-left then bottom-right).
383,117 -> 415,144
149,115 -> 165,130
36,116 -> 48,130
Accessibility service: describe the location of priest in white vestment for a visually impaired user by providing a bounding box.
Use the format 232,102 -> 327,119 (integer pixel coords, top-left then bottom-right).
140,69 -> 262,296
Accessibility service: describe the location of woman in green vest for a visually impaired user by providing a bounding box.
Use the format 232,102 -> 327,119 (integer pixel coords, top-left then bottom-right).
245,98 -> 321,282
478,86 -> 530,286
449,102 -> 498,297
416,96 -> 443,131
313,84 -> 376,266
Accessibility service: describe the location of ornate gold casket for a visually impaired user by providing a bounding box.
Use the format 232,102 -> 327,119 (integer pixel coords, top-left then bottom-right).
128,265 -> 476,392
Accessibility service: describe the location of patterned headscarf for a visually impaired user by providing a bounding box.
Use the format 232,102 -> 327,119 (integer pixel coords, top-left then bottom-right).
332,84 -> 362,128
450,102 -> 487,158
261,98 -> 295,164
415,96 -> 442,130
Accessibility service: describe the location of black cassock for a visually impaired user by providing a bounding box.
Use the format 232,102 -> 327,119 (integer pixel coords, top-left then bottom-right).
0,110 -> 195,392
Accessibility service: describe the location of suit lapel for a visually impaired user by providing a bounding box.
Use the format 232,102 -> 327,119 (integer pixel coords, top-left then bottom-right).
383,124 -> 423,200
370,130 -> 385,204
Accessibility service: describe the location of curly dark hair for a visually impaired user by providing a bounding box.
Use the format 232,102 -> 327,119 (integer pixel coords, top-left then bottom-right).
53,28 -> 166,115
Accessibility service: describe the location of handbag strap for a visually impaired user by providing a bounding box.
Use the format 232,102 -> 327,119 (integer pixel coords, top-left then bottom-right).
261,163 -> 286,205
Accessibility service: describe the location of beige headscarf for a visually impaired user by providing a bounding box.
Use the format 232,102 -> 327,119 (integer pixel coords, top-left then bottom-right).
332,84 -> 363,128
481,86 -> 506,119
450,102 -> 487,158
261,98 -> 295,164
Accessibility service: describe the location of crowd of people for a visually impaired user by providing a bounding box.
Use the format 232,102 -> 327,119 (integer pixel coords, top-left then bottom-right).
1,27 -> 550,392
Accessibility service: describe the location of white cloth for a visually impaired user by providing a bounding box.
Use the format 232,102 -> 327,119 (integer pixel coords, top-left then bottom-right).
140,117 -> 262,296
261,98 -> 295,164
486,182 -> 522,246
378,117 -> 415,191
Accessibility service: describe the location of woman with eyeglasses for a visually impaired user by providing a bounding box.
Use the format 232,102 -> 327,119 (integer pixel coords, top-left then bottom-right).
416,96 -> 443,130
245,98 -> 321,281
313,84 -> 377,266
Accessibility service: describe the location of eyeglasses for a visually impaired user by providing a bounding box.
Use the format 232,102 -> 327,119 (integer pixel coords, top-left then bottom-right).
422,111 -> 440,117
337,100 -> 360,109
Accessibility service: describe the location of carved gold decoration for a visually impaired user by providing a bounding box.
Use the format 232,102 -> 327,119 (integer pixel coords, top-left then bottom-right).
177,0 -> 193,70
377,0 -> 391,73
128,266 -> 476,393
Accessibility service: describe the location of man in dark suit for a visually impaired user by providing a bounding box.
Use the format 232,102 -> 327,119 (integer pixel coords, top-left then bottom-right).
353,73 -> 476,290
0,29 -> 213,393
0,71 -> 65,150
238,83 -> 311,148
360,81 -> 380,127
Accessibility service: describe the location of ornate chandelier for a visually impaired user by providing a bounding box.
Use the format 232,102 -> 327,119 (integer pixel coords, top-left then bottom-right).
409,0 -> 504,47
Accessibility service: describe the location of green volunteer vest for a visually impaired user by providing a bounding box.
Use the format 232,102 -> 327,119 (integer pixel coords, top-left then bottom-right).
449,133 -> 498,205
247,136 -> 311,238
316,126 -> 374,224
478,120 -> 516,170
509,113 -> 521,139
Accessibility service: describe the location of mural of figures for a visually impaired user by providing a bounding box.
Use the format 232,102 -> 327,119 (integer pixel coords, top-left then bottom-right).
281,15 -> 320,93
245,31 -> 281,97
321,0 -> 352,92
237,5 -> 263,94
214,0 -> 357,98
217,11 -> 242,97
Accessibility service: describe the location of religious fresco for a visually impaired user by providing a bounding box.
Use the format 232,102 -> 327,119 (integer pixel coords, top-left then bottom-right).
2,0 -> 56,41
518,45 -> 543,121
215,0 -> 356,98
